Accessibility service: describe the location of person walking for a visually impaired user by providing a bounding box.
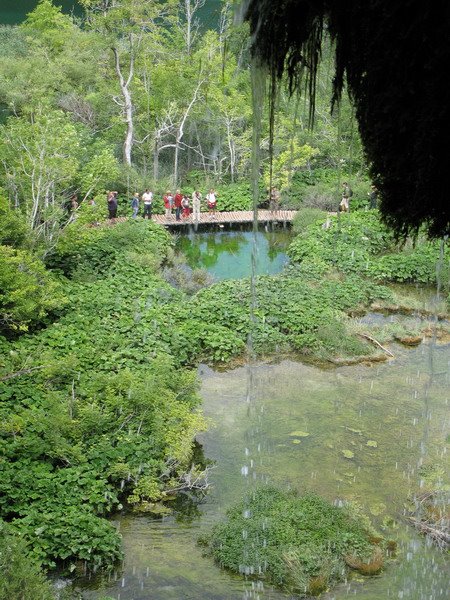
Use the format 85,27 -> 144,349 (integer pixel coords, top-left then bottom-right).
206,188 -> 217,218
174,189 -> 183,221
142,189 -> 153,219
269,186 -> 280,213
107,190 -> 118,220
339,181 -> 352,213
192,190 -> 202,222
163,191 -> 173,219
131,192 -> 140,218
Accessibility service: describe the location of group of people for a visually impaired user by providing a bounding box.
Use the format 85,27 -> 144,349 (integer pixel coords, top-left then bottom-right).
125,188 -> 219,221
106,181 -> 379,221
339,182 -> 378,212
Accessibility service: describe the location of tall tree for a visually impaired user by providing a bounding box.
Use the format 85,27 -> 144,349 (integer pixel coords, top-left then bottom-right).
80,0 -> 177,166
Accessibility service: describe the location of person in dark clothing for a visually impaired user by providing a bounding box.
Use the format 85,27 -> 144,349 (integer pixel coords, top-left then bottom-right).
368,185 -> 378,209
107,191 -> 118,219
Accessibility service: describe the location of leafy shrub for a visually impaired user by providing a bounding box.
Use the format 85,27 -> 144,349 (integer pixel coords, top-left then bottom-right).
0,192 -> 29,247
293,182 -> 337,211
0,522 -> 55,600
47,219 -> 172,278
292,208 -> 328,233
212,182 -> 253,212
288,211 -> 448,286
206,487 -> 382,595
0,245 -> 66,334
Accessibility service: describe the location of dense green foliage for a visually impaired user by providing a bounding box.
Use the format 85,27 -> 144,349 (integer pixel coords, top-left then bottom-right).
0,220 -> 206,570
0,0 -> 365,247
289,212 -> 449,286
0,209 -> 403,572
1,2 -> 447,590
0,522 -> 55,600
206,487 -> 382,595
0,244 -> 66,334
183,271 -> 390,361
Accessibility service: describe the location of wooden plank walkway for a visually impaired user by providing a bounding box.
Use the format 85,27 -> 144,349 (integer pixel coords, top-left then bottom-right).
150,210 -> 298,227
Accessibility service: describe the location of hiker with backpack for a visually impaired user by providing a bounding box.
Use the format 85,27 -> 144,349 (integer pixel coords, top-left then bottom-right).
339,181 -> 353,212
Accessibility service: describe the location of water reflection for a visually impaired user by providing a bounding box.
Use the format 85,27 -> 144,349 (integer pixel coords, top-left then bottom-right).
176,229 -> 292,280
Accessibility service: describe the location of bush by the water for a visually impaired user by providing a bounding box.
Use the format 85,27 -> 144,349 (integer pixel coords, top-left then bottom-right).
206,487 -> 384,596
0,220 -> 206,570
0,522 -> 55,600
288,211 -> 449,286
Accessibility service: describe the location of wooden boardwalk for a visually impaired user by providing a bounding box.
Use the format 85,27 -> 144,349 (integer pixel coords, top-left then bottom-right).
150,209 -> 297,227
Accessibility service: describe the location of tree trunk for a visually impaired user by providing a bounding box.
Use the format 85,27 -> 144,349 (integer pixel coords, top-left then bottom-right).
153,134 -> 160,180
112,46 -> 134,167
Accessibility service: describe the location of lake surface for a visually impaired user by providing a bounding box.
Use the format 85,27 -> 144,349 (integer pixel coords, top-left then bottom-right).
0,0 -> 222,26
177,228 -> 293,280
72,340 -> 449,600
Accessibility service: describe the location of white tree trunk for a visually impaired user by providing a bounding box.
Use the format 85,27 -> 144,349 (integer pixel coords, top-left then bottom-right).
113,46 -> 134,167
173,78 -> 204,184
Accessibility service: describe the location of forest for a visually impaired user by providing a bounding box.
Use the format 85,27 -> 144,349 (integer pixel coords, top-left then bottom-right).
0,1 -> 448,599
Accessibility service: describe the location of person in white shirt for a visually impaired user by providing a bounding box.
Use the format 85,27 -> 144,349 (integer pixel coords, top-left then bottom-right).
206,188 -> 217,217
142,189 -> 153,219
192,190 -> 202,222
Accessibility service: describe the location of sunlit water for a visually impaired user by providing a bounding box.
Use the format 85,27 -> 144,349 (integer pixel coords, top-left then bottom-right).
176,228 -> 292,280
72,341 -> 449,600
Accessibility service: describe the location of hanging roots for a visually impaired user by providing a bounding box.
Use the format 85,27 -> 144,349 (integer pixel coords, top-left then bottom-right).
245,0 -> 450,239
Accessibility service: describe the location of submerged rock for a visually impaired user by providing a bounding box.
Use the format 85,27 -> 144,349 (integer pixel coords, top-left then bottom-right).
342,449 -> 355,459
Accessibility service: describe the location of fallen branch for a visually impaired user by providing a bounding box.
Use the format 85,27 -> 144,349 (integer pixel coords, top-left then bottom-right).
0,365 -> 47,382
407,516 -> 450,549
358,333 -> 394,357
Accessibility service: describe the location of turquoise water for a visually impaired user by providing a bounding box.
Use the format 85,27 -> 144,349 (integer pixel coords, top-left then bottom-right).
0,1 -> 81,24
0,0 -> 222,26
177,229 -> 292,280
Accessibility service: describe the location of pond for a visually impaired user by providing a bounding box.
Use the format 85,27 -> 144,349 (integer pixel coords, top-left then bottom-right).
0,0 -> 222,26
72,339 -> 449,600
176,228 -> 293,280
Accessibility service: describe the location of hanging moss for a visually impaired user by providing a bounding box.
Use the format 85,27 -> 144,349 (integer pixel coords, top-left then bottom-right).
245,0 -> 450,239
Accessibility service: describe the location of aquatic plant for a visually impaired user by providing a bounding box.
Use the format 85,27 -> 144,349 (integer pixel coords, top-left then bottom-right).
206,486 -> 384,595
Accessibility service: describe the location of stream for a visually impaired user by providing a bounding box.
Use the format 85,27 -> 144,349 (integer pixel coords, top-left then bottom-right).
71,229 -> 448,600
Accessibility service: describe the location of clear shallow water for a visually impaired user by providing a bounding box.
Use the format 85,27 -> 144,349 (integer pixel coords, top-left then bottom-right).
73,342 -> 449,600
176,229 -> 292,280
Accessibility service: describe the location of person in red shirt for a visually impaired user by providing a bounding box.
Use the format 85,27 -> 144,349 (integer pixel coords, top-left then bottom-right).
163,191 -> 173,218
174,189 -> 183,221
